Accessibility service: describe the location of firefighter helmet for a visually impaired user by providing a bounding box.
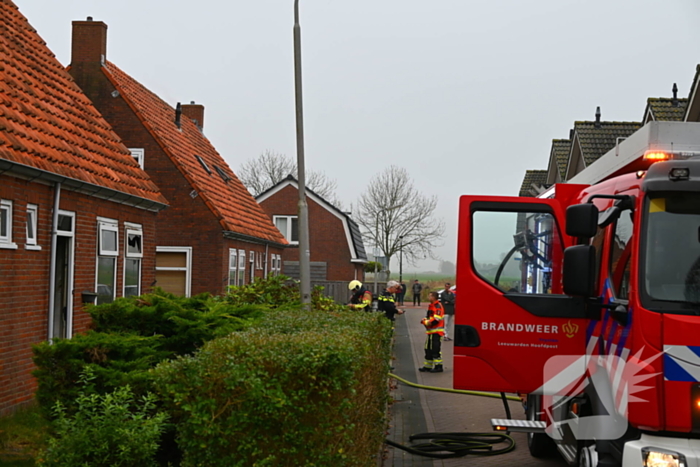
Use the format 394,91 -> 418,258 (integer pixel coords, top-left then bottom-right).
348,280 -> 362,291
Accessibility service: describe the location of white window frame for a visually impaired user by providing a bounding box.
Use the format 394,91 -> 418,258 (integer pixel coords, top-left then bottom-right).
98,219 -> 119,256
96,218 -> 118,305
50,210 -> 76,340
129,148 -> 145,169
273,215 -> 299,245
238,249 -> 246,285
156,246 -> 193,297
276,254 -> 282,275
123,223 -> 143,297
0,199 -> 17,249
256,251 -> 263,270
249,250 -> 255,282
25,203 -> 41,250
228,249 -> 238,286
270,253 -> 277,276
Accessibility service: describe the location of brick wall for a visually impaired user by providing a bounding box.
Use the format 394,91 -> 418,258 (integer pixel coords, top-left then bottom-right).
258,185 -> 360,281
0,174 -> 158,415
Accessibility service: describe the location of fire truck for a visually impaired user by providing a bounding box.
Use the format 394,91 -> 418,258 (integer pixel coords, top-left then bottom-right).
454,121 -> 700,467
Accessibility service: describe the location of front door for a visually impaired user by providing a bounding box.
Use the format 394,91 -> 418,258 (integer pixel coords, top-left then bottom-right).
453,196 -> 588,393
51,211 -> 75,340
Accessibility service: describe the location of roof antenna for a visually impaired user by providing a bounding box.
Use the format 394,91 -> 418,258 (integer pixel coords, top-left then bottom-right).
672,83 -> 679,107
594,106 -> 601,128
175,102 -> 182,129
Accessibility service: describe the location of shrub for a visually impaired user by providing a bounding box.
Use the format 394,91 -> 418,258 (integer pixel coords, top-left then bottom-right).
33,290 -> 266,417
38,368 -> 168,467
154,310 -> 393,467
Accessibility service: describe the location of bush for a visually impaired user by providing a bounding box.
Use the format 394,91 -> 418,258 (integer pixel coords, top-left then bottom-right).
154,310 -> 393,467
33,289 -> 266,417
38,368 -> 168,467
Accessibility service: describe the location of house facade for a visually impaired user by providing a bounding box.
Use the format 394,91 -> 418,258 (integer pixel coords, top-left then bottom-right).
256,176 -> 367,282
0,1 -> 168,414
68,19 -> 287,297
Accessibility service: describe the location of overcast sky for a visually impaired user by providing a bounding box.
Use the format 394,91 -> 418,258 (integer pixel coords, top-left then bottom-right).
20,0 -> 700,273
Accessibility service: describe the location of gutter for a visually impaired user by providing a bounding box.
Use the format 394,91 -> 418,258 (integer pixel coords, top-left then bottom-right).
0,159 -> 167,212
223,230 -> 288,249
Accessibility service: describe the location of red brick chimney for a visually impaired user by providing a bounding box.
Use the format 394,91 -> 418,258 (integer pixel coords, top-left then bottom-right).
181,101 -> 204,130
71,17 -> 107,65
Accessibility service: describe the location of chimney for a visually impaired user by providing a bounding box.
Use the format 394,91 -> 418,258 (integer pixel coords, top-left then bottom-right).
175,102 -> 182,129
71,17 -> 107,65
181,101 -> 205,130
594,106 -> 601,128
672,83 -> 679,107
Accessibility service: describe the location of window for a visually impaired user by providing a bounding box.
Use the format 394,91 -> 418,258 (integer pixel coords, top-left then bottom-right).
195,155 -> 212,174
0,199 -> 17,249
274,216 -> 299,244
472,210 -> 561,294
96,219 -> 118,305
214,165 -> 231,183
270,253 -> 282,276
26,204 -> 40,249
228,249 -> 238,286
249,250 -> 255,282
129,148 -> 145,168
256,251 -> 263,270
156,247 -> 192,297
238,250 -> 246,285
610,209 -> 633,300
124,226 -> 143,297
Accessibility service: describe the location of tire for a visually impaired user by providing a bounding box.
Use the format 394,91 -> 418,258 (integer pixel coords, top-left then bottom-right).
526,395 -> 557,458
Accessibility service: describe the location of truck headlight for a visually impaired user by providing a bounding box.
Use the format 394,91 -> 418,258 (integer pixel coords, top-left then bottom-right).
642,447 -> 687,467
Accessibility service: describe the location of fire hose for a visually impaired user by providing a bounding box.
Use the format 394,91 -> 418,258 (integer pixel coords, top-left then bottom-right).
384,373 -> 519,459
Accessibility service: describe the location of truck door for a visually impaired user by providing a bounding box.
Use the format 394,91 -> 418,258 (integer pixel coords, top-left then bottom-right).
454,196 -> 588,393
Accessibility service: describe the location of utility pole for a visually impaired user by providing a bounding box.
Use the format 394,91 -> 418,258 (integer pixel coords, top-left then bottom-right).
399,235 -> 404,284
293,0 -> 311,306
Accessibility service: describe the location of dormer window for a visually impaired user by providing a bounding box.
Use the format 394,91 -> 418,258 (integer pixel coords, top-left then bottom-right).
195,155 -> 211,174
129,148 -> 145,169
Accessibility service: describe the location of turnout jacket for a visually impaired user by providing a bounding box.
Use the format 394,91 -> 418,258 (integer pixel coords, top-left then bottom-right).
421,301 -> 445,336
377,289 -> 399,321
350,286 -> 373,312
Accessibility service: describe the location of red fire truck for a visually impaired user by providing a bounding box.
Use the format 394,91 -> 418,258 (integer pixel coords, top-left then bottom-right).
454,121 -> 700,467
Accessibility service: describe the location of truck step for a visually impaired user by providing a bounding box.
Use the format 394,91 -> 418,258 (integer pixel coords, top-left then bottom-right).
491,418 -> 546,433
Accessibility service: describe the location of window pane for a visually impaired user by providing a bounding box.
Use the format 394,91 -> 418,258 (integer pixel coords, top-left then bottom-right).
57,214 -> 72,232
291,218 -> 299,242
127,232 -> 142,255
101,229 -> 117,252
0,208 -> 7,237
275,218 -> 288,237
125,258 -> 140,297
26,210 -> 35,241
473,210 -> 559,294
156,270 -> 186,296
610,210 -> 633,299
157,252 -> 186,268
97,257 -> 116,304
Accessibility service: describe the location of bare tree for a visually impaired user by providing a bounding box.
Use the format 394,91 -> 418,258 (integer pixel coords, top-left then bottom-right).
356,165 -> 445,273
238,150 -> 340,205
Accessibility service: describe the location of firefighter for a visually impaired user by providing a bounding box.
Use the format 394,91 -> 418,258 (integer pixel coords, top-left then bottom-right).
377,280 -> 405,321
348,280 -> 373,312
419,291 -> 444,373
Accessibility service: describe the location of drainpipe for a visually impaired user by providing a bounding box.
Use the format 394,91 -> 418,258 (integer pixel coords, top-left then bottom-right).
264,243 -> 269,277
47,182 -> 61,341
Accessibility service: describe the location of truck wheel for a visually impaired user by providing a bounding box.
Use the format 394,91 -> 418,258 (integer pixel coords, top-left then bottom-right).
526,395 -> 556,458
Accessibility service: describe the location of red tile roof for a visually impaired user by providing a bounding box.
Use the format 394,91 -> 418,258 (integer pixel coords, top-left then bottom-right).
101,61 -> 287,244
0,1 -> 167,207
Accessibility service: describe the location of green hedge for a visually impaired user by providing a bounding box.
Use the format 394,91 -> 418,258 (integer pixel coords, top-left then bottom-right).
33,289 -> 266,417
153,310 -> 393,467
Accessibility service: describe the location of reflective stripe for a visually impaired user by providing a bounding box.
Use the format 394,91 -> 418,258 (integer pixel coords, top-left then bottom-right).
427,328 -> 444,334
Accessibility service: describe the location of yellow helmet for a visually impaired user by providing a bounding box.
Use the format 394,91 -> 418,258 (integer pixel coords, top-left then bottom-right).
348,280 -> 362,291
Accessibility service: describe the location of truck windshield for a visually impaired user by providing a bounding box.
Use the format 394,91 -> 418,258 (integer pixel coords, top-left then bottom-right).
642,193 -> 700,310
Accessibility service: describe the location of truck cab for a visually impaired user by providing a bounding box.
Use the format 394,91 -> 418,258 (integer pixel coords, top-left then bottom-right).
454,122 -> 700,467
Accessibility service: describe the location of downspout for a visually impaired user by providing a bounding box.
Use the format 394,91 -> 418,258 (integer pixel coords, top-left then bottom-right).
47,182 -> 61,341
264,242 -> 269,277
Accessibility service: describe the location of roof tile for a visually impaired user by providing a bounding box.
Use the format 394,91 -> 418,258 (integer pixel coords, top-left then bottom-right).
645,97 -> 688,121
573,121 -> 642,166
102,62 -> 287,244
0,1 -> 166,205
518,169 -> 548,197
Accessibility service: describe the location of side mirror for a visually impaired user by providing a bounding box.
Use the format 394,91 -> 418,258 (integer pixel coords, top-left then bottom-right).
566,204 -> 598,238
563,245 -> 597,297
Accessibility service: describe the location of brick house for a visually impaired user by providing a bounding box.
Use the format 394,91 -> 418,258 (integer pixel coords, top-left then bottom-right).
68,19 -> 287,296
256,176 -> 368,282
0,1 -> 168,414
